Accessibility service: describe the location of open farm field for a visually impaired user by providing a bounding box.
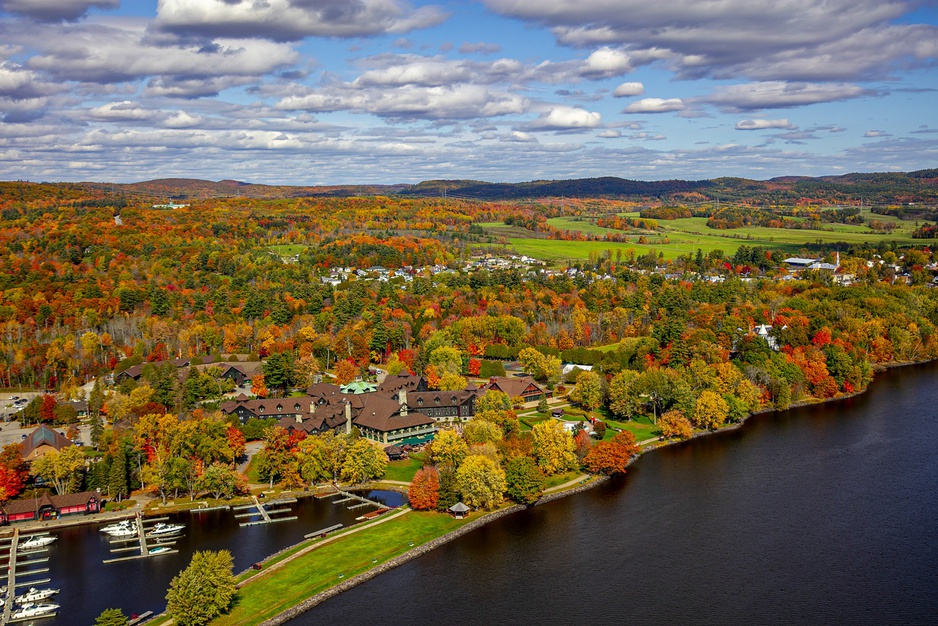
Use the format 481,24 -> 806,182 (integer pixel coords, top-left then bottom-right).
269,244 -> 309,255
487,214 -> 919,265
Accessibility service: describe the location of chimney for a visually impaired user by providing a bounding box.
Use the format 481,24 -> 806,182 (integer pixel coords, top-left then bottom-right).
345,400 -> 352,434
399,389 -> 408,416
309,401 -> 316,414
296,413 -> 302,424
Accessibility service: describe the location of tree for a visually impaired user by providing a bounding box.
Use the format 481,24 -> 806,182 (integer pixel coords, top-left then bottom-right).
408,466 -> 440,510
537,394 -> 549,413
166,550 -> 236,626
94,608 -> 129,626
226,426 -> 246,465
437,372 -> 468,391
40,394 -> 56,423
607,370 -> 640,420
531,420 -> 577,475
504,456 -> 543,505
659,409 -> 693,439
250,374 -> 268,399
569,370 -> 604,410
255,427 -> 297,489
455,454 -> 506,510
334,359 -> 359,385
584,432 -> 639,475
427,429 -> 468,469
463,419 -> 502,446
692,390 -> 729,430
0,443 -> 28,501
341,438 -> 387,485
30,446 -> 86,495
197,463 -> 242,499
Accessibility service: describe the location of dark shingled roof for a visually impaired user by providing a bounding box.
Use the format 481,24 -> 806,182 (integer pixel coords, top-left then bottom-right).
353,395 -> 433,432
20,424 -> 73,458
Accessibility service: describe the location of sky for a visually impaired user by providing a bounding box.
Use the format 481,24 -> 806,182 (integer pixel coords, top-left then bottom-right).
0,0 -> 937,185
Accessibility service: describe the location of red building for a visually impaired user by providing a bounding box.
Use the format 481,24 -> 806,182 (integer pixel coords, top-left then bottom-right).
1,491 -> 101,524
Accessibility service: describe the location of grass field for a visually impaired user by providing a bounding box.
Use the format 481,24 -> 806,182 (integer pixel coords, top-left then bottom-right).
212,510 -> 467,625
480,214 -> 919,265
383,456 -> 423,482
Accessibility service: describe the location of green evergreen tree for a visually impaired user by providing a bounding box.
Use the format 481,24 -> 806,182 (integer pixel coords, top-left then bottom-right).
108,446 -> 128,501
166,550 -> 236,626
94,608 -> 129,626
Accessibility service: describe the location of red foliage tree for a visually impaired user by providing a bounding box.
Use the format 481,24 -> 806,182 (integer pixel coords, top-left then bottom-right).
408,466 -> 440,511
39,394 -> 56,423
584,441 -> 632,475
467,358 -> 481,377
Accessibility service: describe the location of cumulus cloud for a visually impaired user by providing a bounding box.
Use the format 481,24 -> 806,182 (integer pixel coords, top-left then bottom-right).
152,0 -> 449,42
596,130 -> 621,138
705,81 -> 872,111
580,47 -> 632,77
613,82 -> 643,97
11,22 -> 299,88
623,98 -> 685,113
735,118 -> 796,130
88,101 -> 158,122
353,56 -> 523,87
864,130 -> 891,137
481,0 -> 938,82
0,0 -> 119,22
278,83 -> 528,120
530,106 -> 601,129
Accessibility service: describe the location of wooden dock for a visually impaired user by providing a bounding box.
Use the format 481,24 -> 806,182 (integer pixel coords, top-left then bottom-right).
102,513 -> 183,564
235,497 -> 298,527
0,530 -> 58,625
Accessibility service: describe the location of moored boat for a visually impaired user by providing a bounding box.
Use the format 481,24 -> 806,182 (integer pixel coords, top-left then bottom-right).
14,588 -> 59,604
147,522 -> 184,537
19,535 -> 56,550
11,602 -> 59,619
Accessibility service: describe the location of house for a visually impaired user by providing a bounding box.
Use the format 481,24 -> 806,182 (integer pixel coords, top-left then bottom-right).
351,393 -> 437,445
401,389 -> 477,423
1,490 -> 101,524
20,425 -> 74,461
377,374 -> 428,394
220,397 -> 316,424
753,324 -> 780,351
485,376 -> 551,403
216,363 -> 261,386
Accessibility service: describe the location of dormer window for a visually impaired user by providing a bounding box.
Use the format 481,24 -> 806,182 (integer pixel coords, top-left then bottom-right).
294,404 -> 301,411
434,397 -> 440,404
277,405 -> 283,412
417,398 -> 424,406
258,406 -> 265,414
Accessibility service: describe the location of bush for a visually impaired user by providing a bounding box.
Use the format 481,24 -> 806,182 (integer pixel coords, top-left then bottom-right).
103,499 -> 136,512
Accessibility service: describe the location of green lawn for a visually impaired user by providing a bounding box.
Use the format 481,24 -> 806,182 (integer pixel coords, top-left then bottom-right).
542,470 -> 583,489
269,244 -> 309,255
383,456 -> 423,482
600,413 -> 659,442
211,511 -> 468,626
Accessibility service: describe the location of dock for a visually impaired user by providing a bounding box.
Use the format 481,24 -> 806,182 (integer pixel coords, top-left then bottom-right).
304,523 -> 343,539
102,513 -> 183,564
235,497 -> 298,527
1,530 -> 58,625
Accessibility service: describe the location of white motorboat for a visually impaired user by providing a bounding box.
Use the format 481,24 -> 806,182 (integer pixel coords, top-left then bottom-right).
147,522 -> 184,537
149,546 -> 172,555
19,535 -> 56,550
100,520 -> 134,534
105,526 -> 138,539
14,588 -> 59,604
11,602 -> 59,618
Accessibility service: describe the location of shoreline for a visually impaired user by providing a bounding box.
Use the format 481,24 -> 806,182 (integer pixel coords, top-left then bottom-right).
246,357 -> 938,625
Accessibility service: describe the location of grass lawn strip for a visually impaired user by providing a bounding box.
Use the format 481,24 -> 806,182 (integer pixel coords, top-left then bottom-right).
213,509 -> 474,626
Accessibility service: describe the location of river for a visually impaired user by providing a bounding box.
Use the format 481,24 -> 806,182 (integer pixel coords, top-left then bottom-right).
296,361 -> 938,625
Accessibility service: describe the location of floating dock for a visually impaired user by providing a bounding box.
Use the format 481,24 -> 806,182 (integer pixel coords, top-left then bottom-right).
102,513 -> 183,564
235,497 -> 298,527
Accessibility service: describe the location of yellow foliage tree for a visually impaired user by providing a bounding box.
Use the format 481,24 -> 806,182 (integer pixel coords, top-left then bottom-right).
531,420 -> 577,475
692,390 -> 729,430
455,454 -> 506,510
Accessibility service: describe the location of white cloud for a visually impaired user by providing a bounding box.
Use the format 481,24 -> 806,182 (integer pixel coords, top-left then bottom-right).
481,0 -> 938,82
613,82 -> 644,97
705,81 -> 871,111
581,47 -> 632,77
0,0 -> 119,22
531,106 -> 601,129
623,98 -> 685,113
864,130 -> 891,137
152,0 -> 449,41
459,42 -> 501,55
597,130 -> 621,138
736,118 -> 796,130
88,101 -> 157,121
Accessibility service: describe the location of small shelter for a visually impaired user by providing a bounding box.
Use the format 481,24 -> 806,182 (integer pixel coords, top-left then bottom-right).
449,502 -> 470,519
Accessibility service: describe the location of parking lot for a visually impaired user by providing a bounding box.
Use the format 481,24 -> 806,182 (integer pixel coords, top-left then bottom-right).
0,392 -> 92,449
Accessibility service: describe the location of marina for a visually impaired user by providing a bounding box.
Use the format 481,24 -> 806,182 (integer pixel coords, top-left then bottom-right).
0,490 -> 404,624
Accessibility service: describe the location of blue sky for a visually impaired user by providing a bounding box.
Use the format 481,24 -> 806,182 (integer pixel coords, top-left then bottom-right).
0,0 -> 936,185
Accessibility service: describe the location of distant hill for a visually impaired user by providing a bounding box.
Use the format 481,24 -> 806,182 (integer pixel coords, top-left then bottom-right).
70,169 -> 937,204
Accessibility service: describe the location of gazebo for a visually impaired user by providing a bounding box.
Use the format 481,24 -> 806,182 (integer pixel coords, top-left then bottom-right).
448,502 -> 470,519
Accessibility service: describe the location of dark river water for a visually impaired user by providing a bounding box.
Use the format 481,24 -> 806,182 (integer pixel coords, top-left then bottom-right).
296,361 -> 938,626
22,490 -> 403,624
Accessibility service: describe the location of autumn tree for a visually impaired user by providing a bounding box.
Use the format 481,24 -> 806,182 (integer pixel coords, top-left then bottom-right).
30,446 -> 86,495
692,390 -> 730,430
427,429 -> 468,469
455,454 -> 506,510
341,438 -> 387,485
607,369 -> 640,420
531,420 -> 577,475
583,432 -> 639,475
250,374 -> 268,399
94,609 -> 129,626
334,359 -> 359,385
659,409 -> 693,439
463,419 -> 503,446
408,466 -> 440,510
569,370 -> 604,410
